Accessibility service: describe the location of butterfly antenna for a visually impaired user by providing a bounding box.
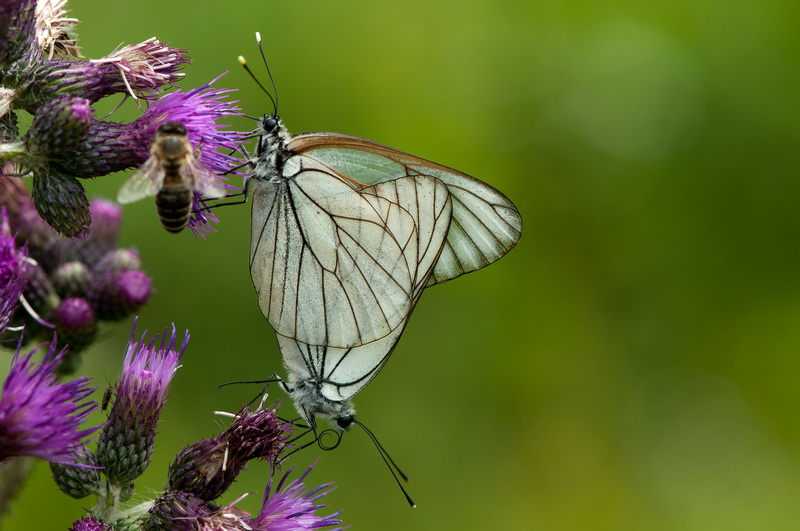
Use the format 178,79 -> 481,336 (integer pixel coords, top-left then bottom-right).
353,419 -> 416,508
255,31 -> 279,114
238,54 -> 277,114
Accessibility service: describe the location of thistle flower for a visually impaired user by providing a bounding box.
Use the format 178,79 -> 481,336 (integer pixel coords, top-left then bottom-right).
0,338 -> 99,466
15,37 -> 189,112
148,464 -> 345,531
248,462 -> 345,531
168,405 -> 293,502
50,297 -> 97,371
95,321 -> 188,485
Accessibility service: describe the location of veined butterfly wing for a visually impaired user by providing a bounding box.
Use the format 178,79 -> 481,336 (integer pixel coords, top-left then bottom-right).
249,152 -> 450,349
274,174 -> 452,408
288,132 -> 523,285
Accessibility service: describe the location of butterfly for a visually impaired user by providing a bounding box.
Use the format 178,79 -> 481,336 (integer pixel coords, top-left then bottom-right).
242,37 -> 522,433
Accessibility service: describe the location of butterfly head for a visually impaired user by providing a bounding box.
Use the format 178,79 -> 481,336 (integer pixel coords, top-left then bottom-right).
288,375 -> 357,432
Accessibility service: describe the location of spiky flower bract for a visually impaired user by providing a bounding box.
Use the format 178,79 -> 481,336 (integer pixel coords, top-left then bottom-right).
0,338 -> 99,465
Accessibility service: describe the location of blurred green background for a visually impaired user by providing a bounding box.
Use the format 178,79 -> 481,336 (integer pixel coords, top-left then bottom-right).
4,0 -> 800,529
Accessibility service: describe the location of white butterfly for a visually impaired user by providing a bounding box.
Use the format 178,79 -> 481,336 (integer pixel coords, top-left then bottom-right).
247,113 -> 522,431
243,42 -> 522,432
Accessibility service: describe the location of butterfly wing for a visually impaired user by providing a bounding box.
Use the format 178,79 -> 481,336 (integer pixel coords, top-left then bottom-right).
276,174 -> 452,401
250,155 -> 448,349
117,157 -> 163,204
289,133 -> 523,286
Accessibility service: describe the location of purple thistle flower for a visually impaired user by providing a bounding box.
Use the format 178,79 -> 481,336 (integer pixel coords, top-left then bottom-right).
53,75 -> 243,177
95,320 -> 188,485
137,73 -> 245,237
248,461 -> 346,531
0,338 -> 99,466
86,37 -> 188,100
19,38 -> 189,111
168,404 -> 293,502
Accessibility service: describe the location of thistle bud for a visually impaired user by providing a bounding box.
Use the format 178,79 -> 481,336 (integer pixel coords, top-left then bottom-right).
31,171 -> 90,238
49,446 -> 101,499
52,261 -> 93,298
51,297 -> 98,363
95,323 -> 187,485
26,95 -> 92,156
90,269 -> 152,321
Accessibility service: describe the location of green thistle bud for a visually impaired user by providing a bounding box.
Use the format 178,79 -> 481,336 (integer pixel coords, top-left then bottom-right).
31,171 -> 90,238
49,447 -> 101,499
26,95 -> 92,156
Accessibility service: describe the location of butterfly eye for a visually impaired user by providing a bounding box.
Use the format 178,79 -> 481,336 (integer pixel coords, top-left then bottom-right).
336,415 -> 355,430
263,116 -> 278,132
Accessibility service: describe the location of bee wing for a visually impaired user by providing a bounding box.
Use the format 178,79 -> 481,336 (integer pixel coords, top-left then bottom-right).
117,157 -> 163,204
183,158 -> 228,199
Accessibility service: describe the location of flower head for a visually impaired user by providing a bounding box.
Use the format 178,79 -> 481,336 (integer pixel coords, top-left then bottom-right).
168,404 -> 293,502
0,337 -> 99,466
248,462 -> 345,531
17,37 -> 188,111
95,320 -> 188,484
127,74 -> 245,237
148,464 -> 345,530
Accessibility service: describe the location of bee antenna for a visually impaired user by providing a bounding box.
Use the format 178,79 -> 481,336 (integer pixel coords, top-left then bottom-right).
353,419 -> 416,508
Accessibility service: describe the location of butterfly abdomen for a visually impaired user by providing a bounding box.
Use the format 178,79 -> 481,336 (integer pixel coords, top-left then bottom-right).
156,176 -> 192,233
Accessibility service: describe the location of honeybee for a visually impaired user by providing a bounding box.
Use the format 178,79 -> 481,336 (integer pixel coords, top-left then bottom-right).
117,122 -> 227,233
